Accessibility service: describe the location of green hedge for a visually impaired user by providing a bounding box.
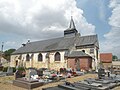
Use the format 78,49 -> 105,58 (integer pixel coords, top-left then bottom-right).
2,67 -> 8,72
12,67 -> 16,72
17,67 -> 25,71
0,66 -> 3,71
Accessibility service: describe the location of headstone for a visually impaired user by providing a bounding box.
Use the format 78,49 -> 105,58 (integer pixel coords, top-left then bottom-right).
29,69 -> 37,76
98,68 -> 105,79
25,69 -> 31,80
25,69 -> 38,80
7,67 -> 13,73
7,67 -> 13,75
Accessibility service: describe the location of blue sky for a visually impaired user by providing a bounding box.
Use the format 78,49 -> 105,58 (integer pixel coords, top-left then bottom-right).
0,0 -> 120,58
76,0 -> 111,40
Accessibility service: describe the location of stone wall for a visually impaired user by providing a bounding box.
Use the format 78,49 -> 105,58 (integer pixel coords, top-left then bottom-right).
10,51 -> 67,70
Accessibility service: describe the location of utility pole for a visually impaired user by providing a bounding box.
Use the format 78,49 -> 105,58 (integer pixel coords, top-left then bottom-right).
0,42 -> 4,64
1,42 -> 4,52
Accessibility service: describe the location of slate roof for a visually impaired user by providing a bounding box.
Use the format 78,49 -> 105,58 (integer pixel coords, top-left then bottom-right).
12,34 -> 99,54
64,16 -> 78,36
64,51 -> 91,58
12,37 -> 75,54
76,35 -> 99,47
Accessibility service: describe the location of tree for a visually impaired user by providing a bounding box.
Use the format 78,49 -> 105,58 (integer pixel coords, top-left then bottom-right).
3,49 -> 16,61
112,55 -> 118,61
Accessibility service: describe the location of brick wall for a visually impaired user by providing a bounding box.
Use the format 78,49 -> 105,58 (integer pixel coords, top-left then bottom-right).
67,57 -> 92,71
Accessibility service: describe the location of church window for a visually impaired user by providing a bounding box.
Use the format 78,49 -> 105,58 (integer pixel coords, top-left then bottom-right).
38,53 -> 43,62
55,52 -> 61,61
26,54 -> 30,61
82,50 -> 85,53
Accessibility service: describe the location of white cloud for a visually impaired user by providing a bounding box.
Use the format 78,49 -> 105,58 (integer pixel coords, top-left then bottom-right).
101,0 -> 120,58
0,0 -> 95,49
98,0 -> 106,22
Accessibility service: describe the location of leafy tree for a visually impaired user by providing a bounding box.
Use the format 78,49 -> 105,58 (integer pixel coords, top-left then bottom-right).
112,55 -> 118,61
3,49 -> 16,61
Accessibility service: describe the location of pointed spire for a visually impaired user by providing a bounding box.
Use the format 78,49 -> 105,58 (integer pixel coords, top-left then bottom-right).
64,16 -> 78,37
69,16 -> 76,29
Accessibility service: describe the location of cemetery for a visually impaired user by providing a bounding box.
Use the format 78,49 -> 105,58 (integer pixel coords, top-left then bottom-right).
0,66 -> 15,77
13,67 -> 84,89
1,66 -> 120,90
43,68 -> 120,90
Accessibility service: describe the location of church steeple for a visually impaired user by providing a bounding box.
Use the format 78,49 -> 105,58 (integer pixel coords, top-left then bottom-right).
64,16 -> 78,37
69,16 -> 76,29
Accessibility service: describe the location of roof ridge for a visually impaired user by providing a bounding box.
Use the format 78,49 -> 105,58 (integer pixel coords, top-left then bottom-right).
80,34 -> 97,38
28,37 -> 64,43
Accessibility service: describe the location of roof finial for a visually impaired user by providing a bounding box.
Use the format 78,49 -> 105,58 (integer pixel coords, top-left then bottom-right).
69,16 -> 76,29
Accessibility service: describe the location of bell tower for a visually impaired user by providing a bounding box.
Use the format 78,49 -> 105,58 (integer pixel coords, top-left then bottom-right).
64,16 -> 78,37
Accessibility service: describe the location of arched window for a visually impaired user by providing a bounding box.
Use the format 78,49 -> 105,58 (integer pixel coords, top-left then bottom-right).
82,50 -> 85,53
38,53 -> 43,62
55,52 -> 61,61
26,54 -> 30,61
15,60 -> 18,66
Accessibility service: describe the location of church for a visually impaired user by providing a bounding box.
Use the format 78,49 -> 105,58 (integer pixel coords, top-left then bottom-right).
10,17 -> 99,71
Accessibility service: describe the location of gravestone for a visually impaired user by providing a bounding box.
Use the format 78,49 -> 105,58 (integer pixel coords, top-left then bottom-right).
25,69 -> 38,80
29,69 -> 37,76
25,69 -> 31,80
98,68 -> 105,79
6,67 -> 13,75
13,68 -> 44,89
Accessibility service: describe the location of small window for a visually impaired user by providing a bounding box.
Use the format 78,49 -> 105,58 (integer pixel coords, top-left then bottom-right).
82,50 -> 85,53
55,52 -> 61,61
38,53 -> 43,62
90,49 -> 94,54
26,54 -> 30,61
15,60 -> 18,66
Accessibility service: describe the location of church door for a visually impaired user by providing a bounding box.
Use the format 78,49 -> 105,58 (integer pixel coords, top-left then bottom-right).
75,58 -> 80,71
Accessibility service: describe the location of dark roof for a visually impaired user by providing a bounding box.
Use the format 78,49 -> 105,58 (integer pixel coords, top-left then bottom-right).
12,37 -> 76,54
64,16 -> 78,36
76,35 -> 99,47
66,16 -> 76,30
64,51 -> 91,58
12,34 -> 99,54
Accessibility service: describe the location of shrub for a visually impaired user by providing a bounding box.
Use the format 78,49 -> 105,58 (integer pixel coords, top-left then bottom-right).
15,67 -> 26,77
0,66 -> 3,71
12,67 -> 16,72
17,67 -> 25,71
2,67 -> 8,72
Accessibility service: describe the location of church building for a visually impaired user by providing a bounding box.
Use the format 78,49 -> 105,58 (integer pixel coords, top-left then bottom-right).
10,17 -> 99,71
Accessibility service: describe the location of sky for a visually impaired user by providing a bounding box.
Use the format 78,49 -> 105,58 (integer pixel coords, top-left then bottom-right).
0,0 -> 120,58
